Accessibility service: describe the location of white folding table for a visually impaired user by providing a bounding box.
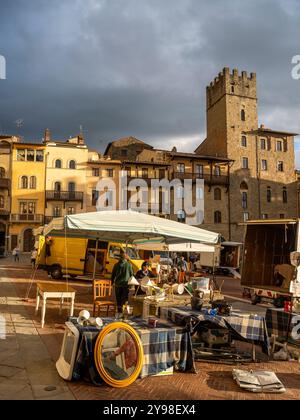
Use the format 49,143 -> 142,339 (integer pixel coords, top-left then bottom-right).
35,282 -> 76,328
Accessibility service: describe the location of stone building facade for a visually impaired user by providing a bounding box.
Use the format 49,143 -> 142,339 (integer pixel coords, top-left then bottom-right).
196,68 -> 298,241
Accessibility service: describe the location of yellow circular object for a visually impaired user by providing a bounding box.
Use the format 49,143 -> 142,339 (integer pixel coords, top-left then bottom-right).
94,322 -> 144,388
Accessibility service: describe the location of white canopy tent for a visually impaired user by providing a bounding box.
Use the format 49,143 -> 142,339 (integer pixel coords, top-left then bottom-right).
43,210 -> 220,245
136,242 -> 220,253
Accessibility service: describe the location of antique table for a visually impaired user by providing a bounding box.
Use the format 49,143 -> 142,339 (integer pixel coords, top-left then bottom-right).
35,282 -> 76,328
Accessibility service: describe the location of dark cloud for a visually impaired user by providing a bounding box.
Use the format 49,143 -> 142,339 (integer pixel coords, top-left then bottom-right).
0,0 -> 300,165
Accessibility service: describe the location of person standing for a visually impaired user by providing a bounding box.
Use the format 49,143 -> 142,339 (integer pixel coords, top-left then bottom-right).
111,251 -> 133,316
31,248 -> 38,268
12,246 -> 20,263
177,256 -> 188,284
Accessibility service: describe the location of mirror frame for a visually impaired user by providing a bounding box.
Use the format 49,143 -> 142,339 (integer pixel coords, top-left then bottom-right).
94,322 -> 144,388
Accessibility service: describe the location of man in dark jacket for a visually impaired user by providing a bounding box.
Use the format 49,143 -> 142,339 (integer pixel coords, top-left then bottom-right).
111,251 -> 133,314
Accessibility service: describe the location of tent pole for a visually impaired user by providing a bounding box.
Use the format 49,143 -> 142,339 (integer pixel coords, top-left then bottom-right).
93,239 -> 99,282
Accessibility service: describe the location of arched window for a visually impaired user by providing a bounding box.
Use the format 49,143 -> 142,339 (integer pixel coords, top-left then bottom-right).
55,159 -> 62,169
0,195 -> 4,209
283,187 -> 288,203
21,176 -> 28,189
240,181 -> 248,191
29,176 -> 37,189
0,167 -> 5,178
68,182 -> 76,199
214,188 -> 222,201
241,109 -> 246,121
68,182 -> 76,192
214,211 -> 222,224
69,160 -> 76,170
242,192 -> 248,209
54,182 -> 61,192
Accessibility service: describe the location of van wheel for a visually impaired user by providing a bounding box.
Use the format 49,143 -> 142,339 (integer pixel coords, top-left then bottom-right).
51,266 -> 63,280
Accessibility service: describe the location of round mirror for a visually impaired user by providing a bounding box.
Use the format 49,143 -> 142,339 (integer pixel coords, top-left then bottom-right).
94,322 -> 144,388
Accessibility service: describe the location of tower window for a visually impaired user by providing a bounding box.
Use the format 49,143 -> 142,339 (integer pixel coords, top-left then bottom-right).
242,192 -> 248,209
283,188 -> 288,203
267,187 -> 272,203
261,160 -> 268,171
276,141 -> 283,152
242,157 -> 249,169
277,161 -> 284,172
241,109 -> 246,121
214,188 -> 222,201
214,211 -> 222,224
241,136 -> 247,148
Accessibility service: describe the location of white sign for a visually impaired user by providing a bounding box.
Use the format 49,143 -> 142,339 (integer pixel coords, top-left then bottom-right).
291,316 -> 300,341
290,281 -> 300,297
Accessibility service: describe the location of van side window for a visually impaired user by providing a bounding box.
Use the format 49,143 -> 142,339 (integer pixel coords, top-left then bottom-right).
87,240 -> 108,250
109,246 -> 121,259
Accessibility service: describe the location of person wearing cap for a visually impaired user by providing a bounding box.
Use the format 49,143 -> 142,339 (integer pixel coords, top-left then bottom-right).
135,261 -> 156,281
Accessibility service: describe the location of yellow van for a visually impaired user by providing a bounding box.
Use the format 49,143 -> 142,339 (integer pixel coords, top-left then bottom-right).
37,235 -> 144,280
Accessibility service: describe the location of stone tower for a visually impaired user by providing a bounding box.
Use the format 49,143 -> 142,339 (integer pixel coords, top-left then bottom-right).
197,68 -> 298,241
204,67 -> 258,158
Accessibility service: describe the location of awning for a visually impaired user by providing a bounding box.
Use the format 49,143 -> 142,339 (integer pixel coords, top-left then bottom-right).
43,210 -> 220,245
137,242 -> 219,253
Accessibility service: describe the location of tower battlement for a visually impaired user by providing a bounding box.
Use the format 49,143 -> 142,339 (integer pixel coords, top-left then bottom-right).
207,67 -> 257,109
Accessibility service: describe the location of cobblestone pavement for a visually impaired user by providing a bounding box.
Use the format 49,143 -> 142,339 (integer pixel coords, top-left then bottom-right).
0,257 -> 299,400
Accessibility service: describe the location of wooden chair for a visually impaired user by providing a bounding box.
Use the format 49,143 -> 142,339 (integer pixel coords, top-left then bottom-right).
93,279 -> 116,317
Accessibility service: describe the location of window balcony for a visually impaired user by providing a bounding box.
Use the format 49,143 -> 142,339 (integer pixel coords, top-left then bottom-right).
0,178 -> 10,190
172,172 -> 229,186
10,214 -> 44,223
46,191 -> 84,202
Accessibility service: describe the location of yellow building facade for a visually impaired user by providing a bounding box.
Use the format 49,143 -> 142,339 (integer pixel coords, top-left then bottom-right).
10,142 -> 46,251
44,133 -> 88,223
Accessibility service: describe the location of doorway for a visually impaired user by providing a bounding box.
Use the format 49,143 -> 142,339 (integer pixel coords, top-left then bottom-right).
23,228 -> 34,252
0,223 -> 5,256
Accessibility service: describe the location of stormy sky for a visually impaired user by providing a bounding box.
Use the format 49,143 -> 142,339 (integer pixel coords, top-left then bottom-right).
0,0 -> 300,166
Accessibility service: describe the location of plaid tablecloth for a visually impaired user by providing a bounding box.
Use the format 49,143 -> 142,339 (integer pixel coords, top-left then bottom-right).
159,307 -> 270,355
266,308 -> 300,345
71,317 -> 195,385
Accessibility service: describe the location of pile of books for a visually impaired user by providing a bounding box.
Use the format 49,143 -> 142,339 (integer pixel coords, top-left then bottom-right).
232,369 -> 286,394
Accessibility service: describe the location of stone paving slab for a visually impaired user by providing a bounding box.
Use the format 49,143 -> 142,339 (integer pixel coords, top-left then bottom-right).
0,274 -> 75,400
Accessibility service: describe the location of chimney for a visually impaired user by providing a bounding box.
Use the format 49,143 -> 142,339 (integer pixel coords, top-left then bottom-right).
44,128 -> 51,143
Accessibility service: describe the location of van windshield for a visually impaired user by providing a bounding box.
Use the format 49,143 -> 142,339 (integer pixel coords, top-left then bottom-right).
126,247 -> 140,260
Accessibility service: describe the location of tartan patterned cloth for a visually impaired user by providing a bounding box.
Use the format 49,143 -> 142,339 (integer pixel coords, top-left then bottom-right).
159,307 -> 270,355
266,308 -> 300,345
71,317 -> 195,385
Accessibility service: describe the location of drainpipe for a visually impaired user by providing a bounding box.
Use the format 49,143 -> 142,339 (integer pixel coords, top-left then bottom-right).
228,163 -> 232,241
255,135 -> 261,218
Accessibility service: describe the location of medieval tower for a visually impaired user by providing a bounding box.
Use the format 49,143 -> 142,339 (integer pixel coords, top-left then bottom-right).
197,68 -> 298,241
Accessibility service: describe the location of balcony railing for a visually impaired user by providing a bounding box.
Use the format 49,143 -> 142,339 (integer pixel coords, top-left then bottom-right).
127,176 -> 166,187
173,172 -> 229,186
10,214 -> 44,223
46,191 -> 84,201
0,178 -> 10,189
